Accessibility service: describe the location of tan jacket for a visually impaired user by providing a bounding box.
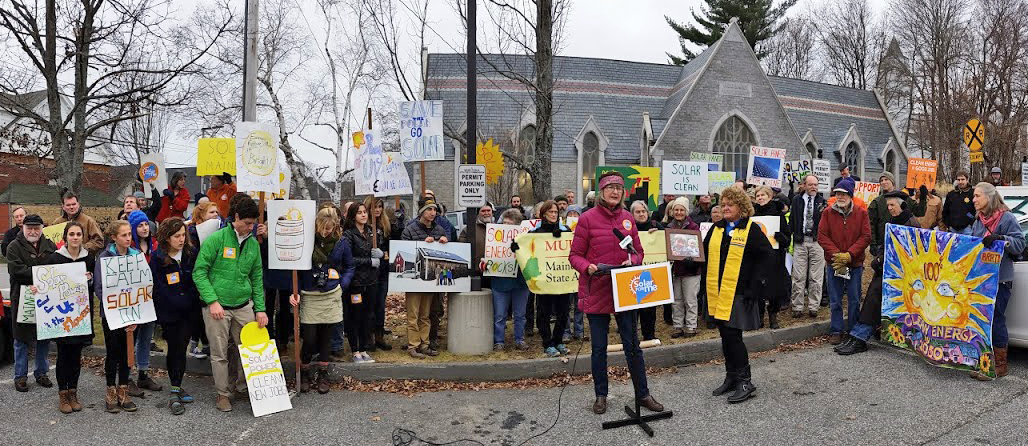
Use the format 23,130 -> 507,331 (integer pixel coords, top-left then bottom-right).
916,194 -> 944,230
52,212 -> 105,255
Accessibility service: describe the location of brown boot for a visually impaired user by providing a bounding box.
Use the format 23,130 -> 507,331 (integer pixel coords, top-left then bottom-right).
58,390 -> 73,414
316,366 -> 330,394
997,347 -> 1009,377
299,365 -> 312,393
117,385 -> 138,412
68,389 -> 83,412
105,386 -> 121,413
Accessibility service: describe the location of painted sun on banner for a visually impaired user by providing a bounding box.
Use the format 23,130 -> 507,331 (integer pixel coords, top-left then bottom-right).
881,223 -> 1002,378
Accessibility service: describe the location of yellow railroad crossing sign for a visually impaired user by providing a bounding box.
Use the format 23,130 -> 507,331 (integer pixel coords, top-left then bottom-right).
963,119 -> 985,151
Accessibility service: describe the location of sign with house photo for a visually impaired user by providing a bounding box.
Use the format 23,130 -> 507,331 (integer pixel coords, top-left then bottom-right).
388,241 -> 472,293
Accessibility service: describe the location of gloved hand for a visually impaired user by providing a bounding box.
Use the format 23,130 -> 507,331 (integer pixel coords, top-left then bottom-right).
835,252 -> 851,267
370,248 -> 384,259
982,234 -> 1002,247
552,229 -> 562,238
163,189 -> 173,197
509,241 -> 519,252
370,258 -> 381,268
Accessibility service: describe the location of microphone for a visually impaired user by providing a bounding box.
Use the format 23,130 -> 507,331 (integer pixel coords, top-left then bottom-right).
612,228 -> 636,254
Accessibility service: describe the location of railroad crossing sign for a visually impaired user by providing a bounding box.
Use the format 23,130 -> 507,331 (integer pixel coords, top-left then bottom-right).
963,119 -> 985,151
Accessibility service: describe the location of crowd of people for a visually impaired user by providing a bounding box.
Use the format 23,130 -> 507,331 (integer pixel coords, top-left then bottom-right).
2,162 -> 1024,416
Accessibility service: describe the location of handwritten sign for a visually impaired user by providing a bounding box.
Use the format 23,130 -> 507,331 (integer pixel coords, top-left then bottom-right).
239,322 -> 292,417
235,122 -> 280,193
783,159 -> 813,185
16,286 -> 38,324
399,100 -> 444,161
100,254 -> 156,330
708,171 -> 736,195
813,159 -> 831,193
42,222 -> 67,248
483,224 -> 530,278
354,128 -> 384,196
854,181 -> 881,206
267,200 -> 316,271
197,138 -> 237,176
477,139 -> 505,185
661,161 -> 708,195
690,152 -> 723,171
375,152 -> 414,197
747,146 -> 786,188
32,262 -> 91,340
139,153 -> 168,191
514,233 -> 578,294
906,158 -> 938,189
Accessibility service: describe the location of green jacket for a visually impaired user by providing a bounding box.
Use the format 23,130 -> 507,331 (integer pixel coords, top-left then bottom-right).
868,192 -> 925,251
193,226 -> 266,312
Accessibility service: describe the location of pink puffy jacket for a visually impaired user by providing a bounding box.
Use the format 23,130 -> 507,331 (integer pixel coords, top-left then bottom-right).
568,204 -> 644,314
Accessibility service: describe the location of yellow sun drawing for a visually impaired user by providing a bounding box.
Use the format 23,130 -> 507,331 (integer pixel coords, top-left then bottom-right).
884,229 -> 993,335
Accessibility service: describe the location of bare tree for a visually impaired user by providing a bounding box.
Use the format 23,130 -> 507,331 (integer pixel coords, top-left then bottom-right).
815,0 -> 884,89
763,16 -> 819,80
0,0 -> 230,194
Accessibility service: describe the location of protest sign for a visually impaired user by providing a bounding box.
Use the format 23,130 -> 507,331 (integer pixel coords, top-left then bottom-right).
16,286 -> 38,324
195,219 -> 221,246
708,171 -> 735,195
813,159 -> 831,194
751,216 -> 781,249
854,181 -> 881,205
271,166 -> 291,199
482,224 -> 530,278
399,100 -> 444,161
595,165 -> 661,210
354,128 -> 384,196
699,222 -> 713,241
906,158 -> 938,189
139,153 -> 168,191
514,233 -> 578,294
661,161 -> 708,195
375,152 -> 414,197
477,139 -> 505,184
100,254 -> 156,330
639,230 -> 668,265
882,224 -> 1002,378
1022,163 -> 1028,186
197,138 -> 237,176
783,159 -> 812,185
746,146 -> 786,188
42,222 -> 67,248
690,152 -> 723,171
235,122 -> 280,193
564,217 -> 579,231
238,322 -> 291,417
32,262 -> 91,340
612,262 -> 675,312
388,241 -> 472,293
267,200 -> 316,271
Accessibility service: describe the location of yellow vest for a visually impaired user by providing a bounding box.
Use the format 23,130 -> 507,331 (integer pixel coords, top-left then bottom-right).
706,220 -> 752,321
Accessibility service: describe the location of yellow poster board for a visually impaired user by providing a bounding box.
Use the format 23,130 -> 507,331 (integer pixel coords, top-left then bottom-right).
197,138 -> 236,176
514,233 -> 578,294
639,230 -> 668,265
42,222 -> 67,247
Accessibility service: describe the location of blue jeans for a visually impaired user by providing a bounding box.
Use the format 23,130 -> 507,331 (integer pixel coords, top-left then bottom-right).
564,295 -> 585,338
331,321 -> 346,353
587,312 -> 649,399
850,322 -> 873,342
995,282 -> 1012,347
134,321 -> 155,371
14,339 -> 51,379
492,287 -> 529,344
826,266 -> 862,334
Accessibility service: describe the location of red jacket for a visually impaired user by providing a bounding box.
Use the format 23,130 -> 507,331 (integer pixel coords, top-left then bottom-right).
817,202 -> 871,268
568,204 -> 644,314
156,187 -> 190,223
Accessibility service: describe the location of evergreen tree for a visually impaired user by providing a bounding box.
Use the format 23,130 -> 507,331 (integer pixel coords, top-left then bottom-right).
665,0 -> 798,65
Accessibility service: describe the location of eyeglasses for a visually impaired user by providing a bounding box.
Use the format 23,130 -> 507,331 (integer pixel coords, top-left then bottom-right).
603,184 -> 624,191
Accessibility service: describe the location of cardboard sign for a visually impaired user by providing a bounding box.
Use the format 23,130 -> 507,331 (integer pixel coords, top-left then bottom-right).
639,230 -> 668,265
195,219 -> 221,246
854,181 -> 881,206
746,146 -> 786,188
882,224 -> 1001,378
139,153 -> 168,191
708,171 -> 736,195
375,152 -> 414,197
235,122 -> 280,193
661,161 -> 709,195
197,138 -> 237,176
595,165 -> 661,210
813,159 -> 831,194
388,241 -> 472,293
100,254 -> 156,330
690,152 -> 723,171
354,128 -> 384,196
783,159 -> 813,185
267,200 -> 316,271
482,224 -> 530,278
751,216 -> 781,249
16,286 -> 38,324
399,100 -> 444,161
514,233 -> 578,295
612,262 -> 675,312
238,322 -> 292,417
32,262 -> 91,340
906,158 -> 938,189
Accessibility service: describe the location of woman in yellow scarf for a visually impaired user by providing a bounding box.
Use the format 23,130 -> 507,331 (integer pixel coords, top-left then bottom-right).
703,186 -> 772,403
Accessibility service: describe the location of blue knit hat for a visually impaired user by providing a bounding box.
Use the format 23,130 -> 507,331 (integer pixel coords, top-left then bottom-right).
833,177 -> 856,197
127,210 -> 149,248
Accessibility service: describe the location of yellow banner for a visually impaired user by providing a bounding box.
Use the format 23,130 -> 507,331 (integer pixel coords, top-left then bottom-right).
639,230 -> 668,265
197,138 -> 237,176
514,233 -> 578,294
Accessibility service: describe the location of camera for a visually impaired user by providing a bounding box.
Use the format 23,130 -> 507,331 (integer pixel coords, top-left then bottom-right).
313,269 -> 328,288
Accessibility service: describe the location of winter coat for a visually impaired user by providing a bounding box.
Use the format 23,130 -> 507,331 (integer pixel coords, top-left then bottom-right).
915,194 -> 943,229
401,218 -> 448,241
869,192 -> 920,252
43,246 -> 96,345
702,218 -> 772,331
942,186 -> 975,231
51,212 -> 104,255
206,183 -> 237,219
1,225 -> 19,257
635,219 -> 664,232
150,247 -> 199,324
8,232 -> 58,342
458,220 -> 488,274
93,244 -> 142,321
818,201 -> 871,268
972,211 -> 1026,283
568,204 -> 643,315
259,238 -> 294,291
300,234 -> 355,293
666,217 -> 701,276
343,225 -> 383,287
193,226 -> 266,312
790,192 -> 827,245
156,187 -> 191,223
689,205 -> 712,224
754,200 -> 792,302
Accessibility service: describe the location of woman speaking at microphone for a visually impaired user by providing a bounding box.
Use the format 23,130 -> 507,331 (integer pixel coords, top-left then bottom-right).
569,170 -> 664,415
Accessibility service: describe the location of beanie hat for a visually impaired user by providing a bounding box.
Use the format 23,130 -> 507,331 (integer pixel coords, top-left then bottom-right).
418,199 -> 439,217
879,171 -> 896,185
833,177 -> 855,197
127,210 -> 149,248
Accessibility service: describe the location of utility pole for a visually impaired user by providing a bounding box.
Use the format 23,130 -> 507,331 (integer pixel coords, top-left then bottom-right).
242,0 -> 259,121
466,0 -> 480,291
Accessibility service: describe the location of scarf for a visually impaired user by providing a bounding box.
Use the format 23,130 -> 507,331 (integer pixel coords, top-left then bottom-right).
832,200 -> 853,217
312,234 -> 338,266
890,210 -> 914,226
979,210 -> 1004,234
706,219 -> 752,321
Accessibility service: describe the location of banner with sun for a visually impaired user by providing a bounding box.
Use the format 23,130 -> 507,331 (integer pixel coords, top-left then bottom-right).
514,233 -> 578,295
881,223 -> 1003,378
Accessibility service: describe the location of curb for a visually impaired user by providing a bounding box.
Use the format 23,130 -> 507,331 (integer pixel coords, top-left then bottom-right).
86,321 -> 830,382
